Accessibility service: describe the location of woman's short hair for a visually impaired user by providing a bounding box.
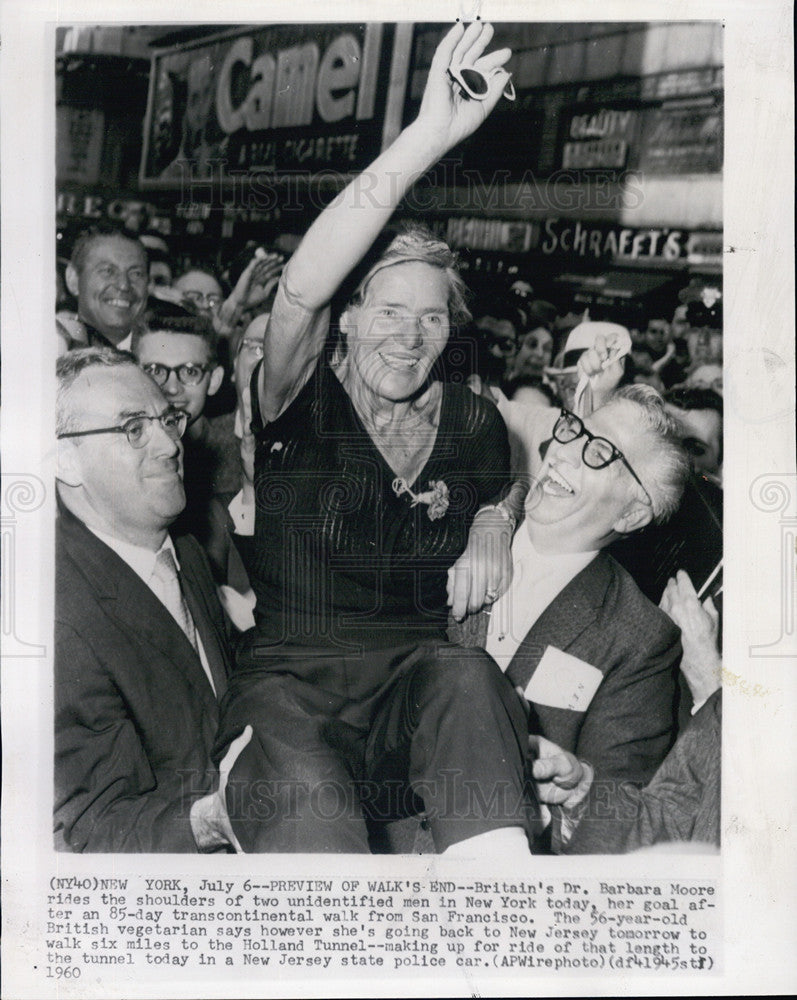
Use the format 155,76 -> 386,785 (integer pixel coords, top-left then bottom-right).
346,224 -> 472,327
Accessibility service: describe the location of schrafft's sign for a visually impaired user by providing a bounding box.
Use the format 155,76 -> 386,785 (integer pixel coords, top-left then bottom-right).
433,215 -> 722,268
539,218 -> 722,266
140,24 -> 390,186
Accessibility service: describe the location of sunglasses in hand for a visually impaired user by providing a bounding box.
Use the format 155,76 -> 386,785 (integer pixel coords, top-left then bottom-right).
447,64 -> 515,102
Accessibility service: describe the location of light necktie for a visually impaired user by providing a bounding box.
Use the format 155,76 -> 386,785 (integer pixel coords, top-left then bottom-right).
150,547 -> 199,654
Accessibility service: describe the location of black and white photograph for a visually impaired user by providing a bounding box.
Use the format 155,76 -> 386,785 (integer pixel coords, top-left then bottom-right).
1,1 -> 795,997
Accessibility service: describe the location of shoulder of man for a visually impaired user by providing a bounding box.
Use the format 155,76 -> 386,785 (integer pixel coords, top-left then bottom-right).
55,511 -> 112,603
599,552 -> 681,648
175,532 -> 217,586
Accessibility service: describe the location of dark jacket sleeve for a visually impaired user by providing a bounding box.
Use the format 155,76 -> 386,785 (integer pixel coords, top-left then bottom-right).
563,690 -> 721,854
54,623 -> 214,853
572,612 -> 681,786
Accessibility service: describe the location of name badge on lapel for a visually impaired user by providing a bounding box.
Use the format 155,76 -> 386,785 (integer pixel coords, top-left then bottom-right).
524,646 -> 603,712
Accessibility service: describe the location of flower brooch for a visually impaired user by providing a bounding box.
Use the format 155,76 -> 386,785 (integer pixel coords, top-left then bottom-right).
392,478 -> 450,521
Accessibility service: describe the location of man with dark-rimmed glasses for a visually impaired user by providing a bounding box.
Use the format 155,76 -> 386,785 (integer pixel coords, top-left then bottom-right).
54,347 -> 245,852
453,384 -> 691,852
550,406 -> 655,510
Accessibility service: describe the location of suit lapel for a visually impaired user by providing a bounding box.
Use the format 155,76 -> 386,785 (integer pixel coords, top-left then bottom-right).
177,536 -> 230,700
58,511 -> 220,711
506,552 -> 612,690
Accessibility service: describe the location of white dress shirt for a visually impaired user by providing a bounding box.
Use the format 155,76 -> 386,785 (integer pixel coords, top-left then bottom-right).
485,520 -> 597,673
87,526 -> 216,694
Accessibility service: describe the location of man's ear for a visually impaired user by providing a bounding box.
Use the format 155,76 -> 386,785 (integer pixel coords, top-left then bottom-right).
56,438 -> 83,488
207,364 -> 224,397
613,500 -> 653,536
65,263 -> 80,299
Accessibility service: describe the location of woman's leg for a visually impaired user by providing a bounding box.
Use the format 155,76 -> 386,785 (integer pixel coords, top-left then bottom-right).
216,671 -> 371,853
364,643 -> 537,852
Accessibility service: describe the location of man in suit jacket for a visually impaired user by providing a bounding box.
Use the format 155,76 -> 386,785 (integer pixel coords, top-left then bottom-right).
530,571 -> 722,853
55,347 -> 241,852
451,385 -> 691,846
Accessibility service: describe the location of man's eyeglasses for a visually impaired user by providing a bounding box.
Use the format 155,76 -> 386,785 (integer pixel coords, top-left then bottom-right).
552,409 -> 653,507
57,409 -> 188,449
142,362 -> 213,387
447,64 -> 515,102
181,290 -> 223,309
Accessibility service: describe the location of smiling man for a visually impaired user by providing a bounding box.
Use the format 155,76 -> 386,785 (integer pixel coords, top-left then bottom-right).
54,347 -> 238,852
63,224 -> 149,350
453,384 -> 691,849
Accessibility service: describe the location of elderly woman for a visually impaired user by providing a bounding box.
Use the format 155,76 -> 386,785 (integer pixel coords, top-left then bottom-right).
217,23 -> 535,855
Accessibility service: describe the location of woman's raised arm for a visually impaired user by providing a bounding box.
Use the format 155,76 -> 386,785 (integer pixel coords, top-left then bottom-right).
259,22 -> 512,421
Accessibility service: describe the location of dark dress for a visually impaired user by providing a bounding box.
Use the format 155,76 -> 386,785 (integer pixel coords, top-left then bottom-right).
216,338 -> 534,853
246,352 -> 511,656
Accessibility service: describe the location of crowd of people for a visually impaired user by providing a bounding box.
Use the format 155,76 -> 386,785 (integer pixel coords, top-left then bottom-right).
54,23 -> 723,856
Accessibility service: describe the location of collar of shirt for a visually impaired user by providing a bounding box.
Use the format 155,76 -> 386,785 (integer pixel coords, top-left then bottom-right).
485,520 -> 597,670
86,525 -> 179,588
79,317 -> 132,353
515,518 -> 597,587
85,522 -> 216,696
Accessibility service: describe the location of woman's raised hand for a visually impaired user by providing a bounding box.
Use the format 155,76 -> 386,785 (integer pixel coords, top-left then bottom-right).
413,22 -> 512,154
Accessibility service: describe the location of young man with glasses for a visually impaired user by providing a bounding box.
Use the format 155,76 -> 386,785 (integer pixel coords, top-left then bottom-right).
451,384 -> 691,851
54,347 -> 245,852
131,303 -> 252,615
132,302 -> 224,435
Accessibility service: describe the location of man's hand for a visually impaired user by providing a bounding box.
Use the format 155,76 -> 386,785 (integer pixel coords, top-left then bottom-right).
413,22 -> 512,156
190,725 -> 253,852
528,734 -> 594,808
215,252 -> 284,334
238,252 -> 284,310
575,331 -> 628,414
447,508 -> 513,621
659,570 -> 721,705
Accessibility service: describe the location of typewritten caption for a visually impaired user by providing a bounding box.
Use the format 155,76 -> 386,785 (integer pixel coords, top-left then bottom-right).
41,874 -> 719,985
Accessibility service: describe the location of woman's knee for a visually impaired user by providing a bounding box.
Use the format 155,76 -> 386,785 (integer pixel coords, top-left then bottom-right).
412,644 -> 508,704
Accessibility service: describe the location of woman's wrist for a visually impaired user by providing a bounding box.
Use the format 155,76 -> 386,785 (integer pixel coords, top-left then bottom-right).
474,502 -> 517,535
395,120 -> 452,172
